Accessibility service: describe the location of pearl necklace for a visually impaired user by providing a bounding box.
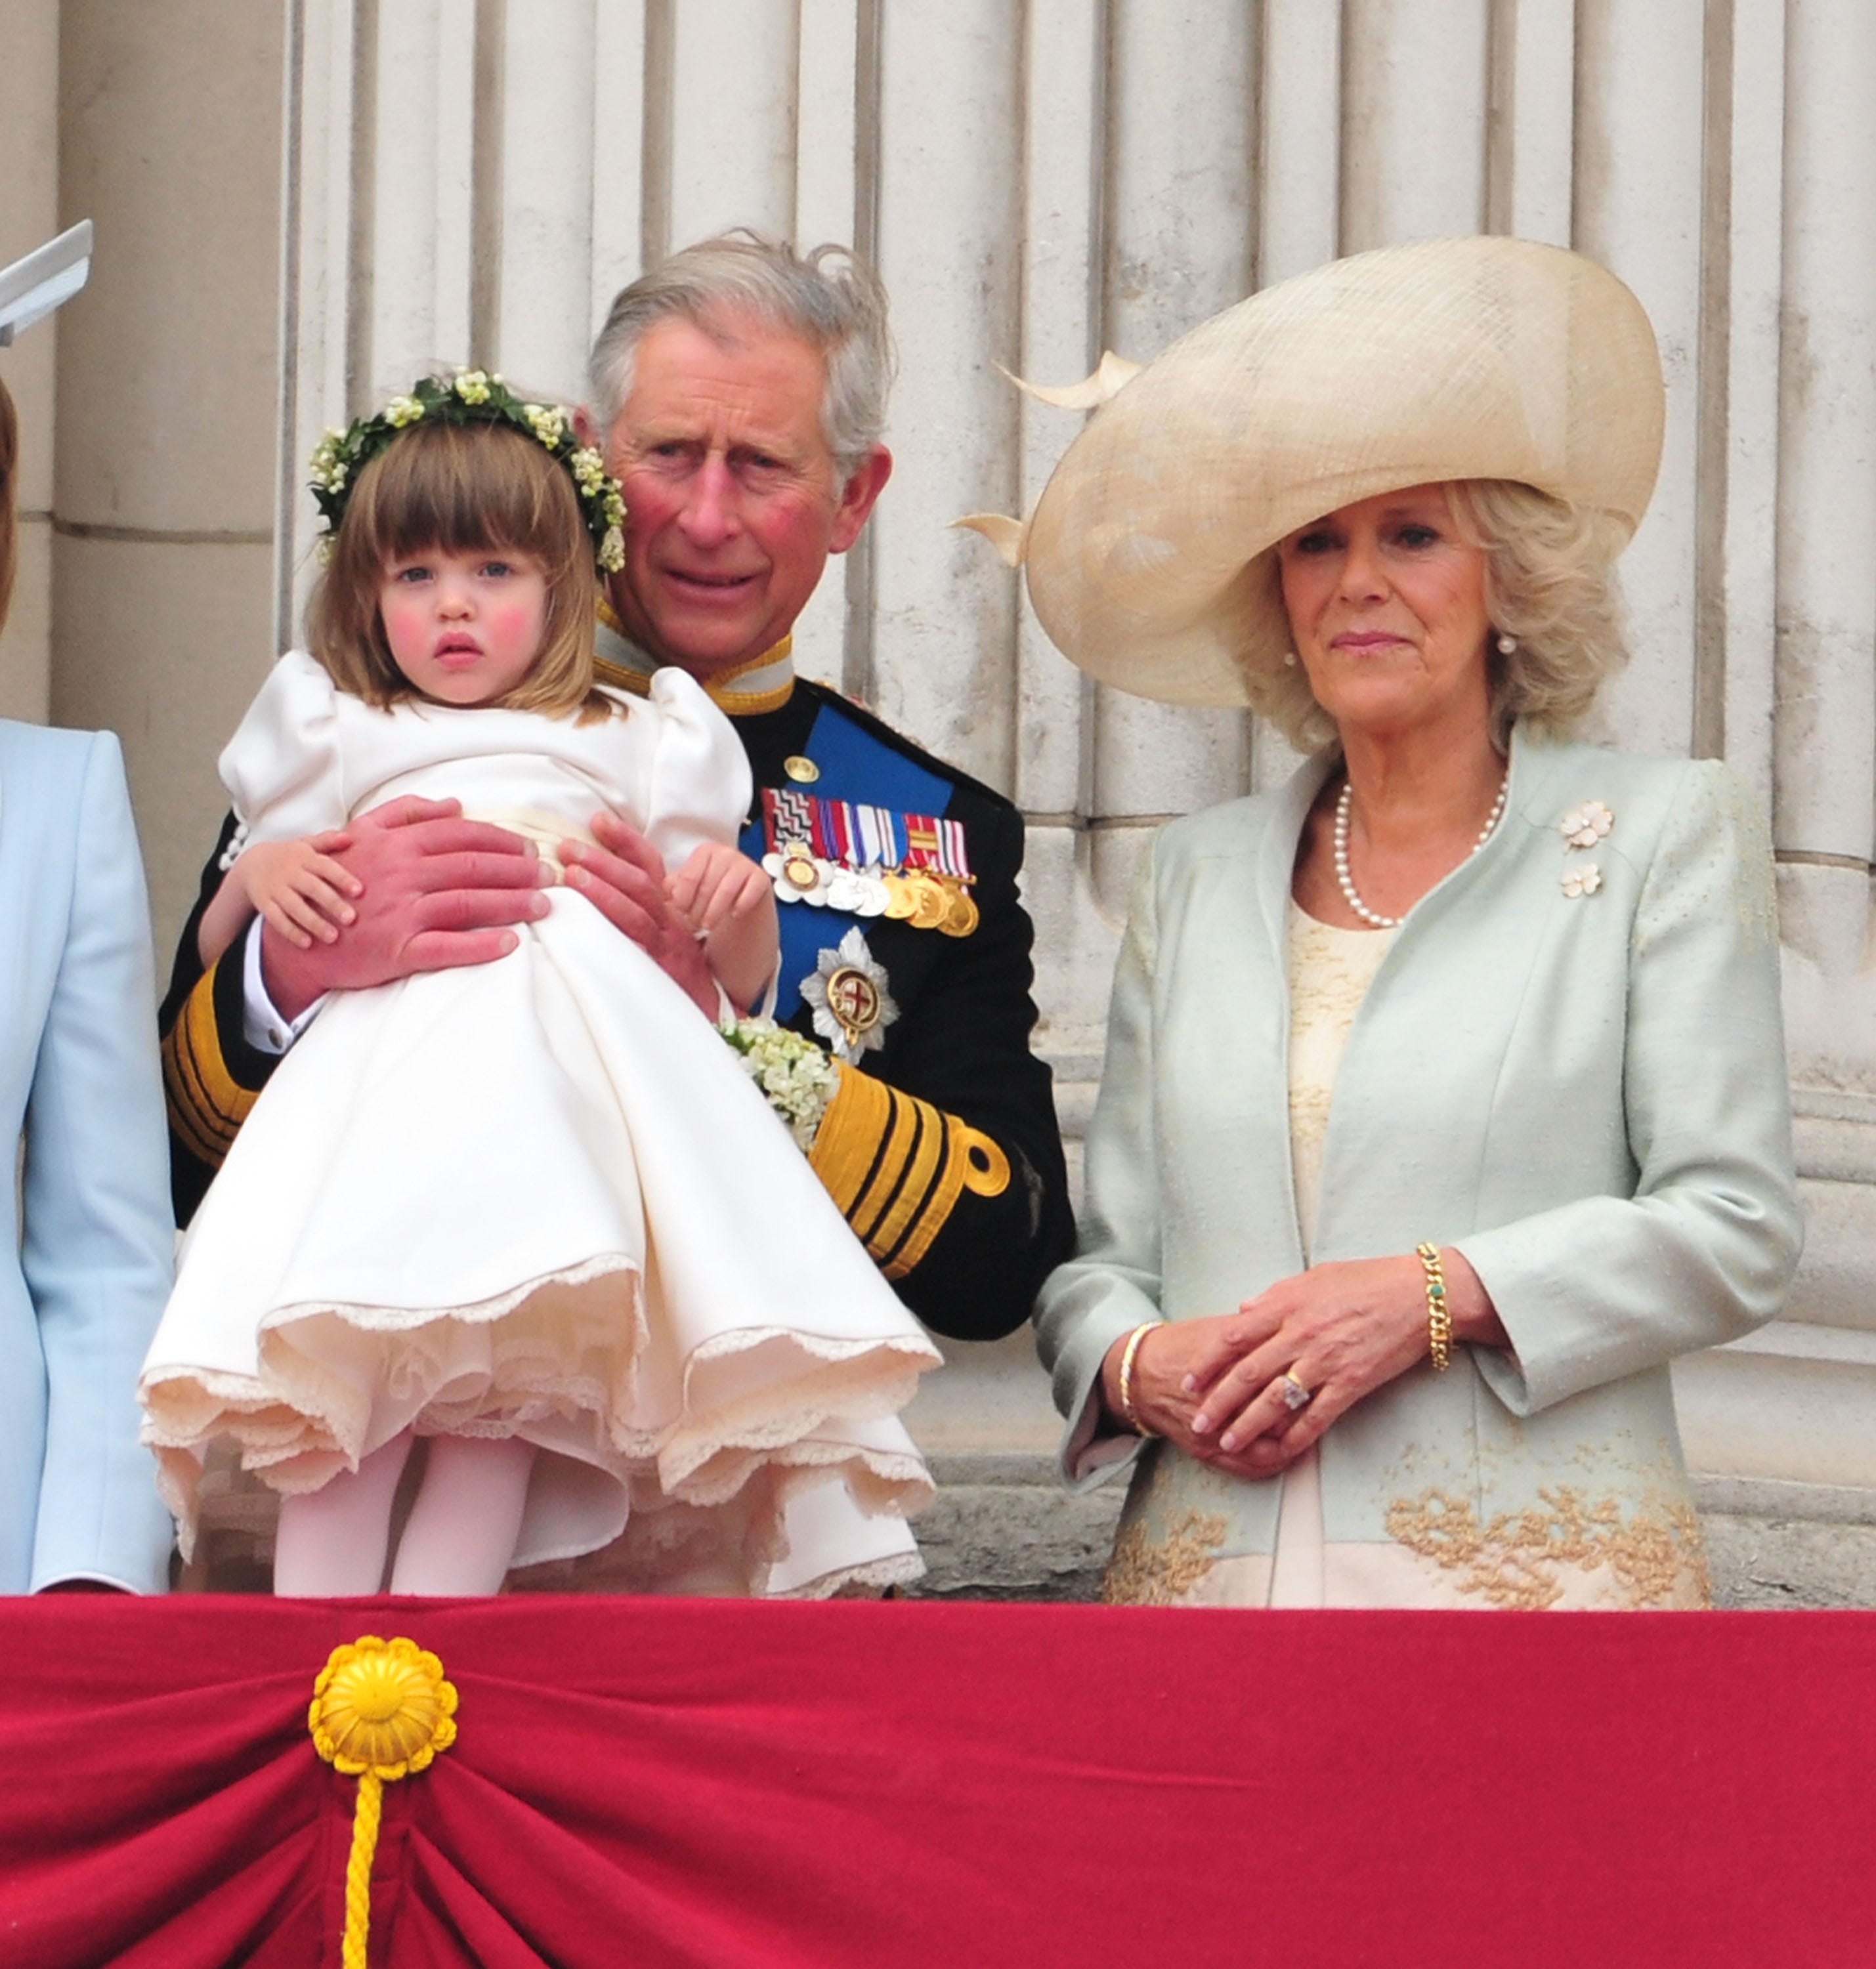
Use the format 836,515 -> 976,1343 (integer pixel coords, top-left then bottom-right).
1333,769 -> 1510,929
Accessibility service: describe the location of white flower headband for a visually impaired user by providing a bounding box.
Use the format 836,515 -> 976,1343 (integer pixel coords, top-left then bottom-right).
308,370 -> 626,574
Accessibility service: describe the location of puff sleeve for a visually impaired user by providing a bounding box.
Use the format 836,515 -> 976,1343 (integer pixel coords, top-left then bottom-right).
635,667 -> 754,872
216,650 -> 348,854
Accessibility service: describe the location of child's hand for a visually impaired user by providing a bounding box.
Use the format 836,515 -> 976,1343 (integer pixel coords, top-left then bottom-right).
239,833 -> 362,950
667,841 -> 769,935
668,843 -> 779,1013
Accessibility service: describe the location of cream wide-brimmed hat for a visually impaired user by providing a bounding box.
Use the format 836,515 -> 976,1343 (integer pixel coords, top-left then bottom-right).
1014,235 -> 1665,708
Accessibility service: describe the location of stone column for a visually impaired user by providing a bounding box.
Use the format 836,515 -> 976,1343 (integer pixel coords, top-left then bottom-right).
51,0 -> 285,949
0,0 -> 63,724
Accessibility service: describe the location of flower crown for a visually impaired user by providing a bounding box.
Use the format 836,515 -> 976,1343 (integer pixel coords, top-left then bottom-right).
307,370 -> 626,574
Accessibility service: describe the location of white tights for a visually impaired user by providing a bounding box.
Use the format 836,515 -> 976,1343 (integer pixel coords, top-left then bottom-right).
272,1429 -> 538,1596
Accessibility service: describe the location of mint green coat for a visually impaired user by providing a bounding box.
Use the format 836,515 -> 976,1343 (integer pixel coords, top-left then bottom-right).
1034,729 -> 1802,1608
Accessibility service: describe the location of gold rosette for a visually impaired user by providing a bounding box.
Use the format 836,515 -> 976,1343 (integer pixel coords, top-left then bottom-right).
310,1636 -> 459,1968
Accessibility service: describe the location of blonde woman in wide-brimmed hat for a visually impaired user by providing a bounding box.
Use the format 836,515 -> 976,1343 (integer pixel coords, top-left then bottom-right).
1012,237 -> 1800,1608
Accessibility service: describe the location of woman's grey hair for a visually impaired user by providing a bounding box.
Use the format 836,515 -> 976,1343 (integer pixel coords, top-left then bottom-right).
587,232 -> 894,484
1243,479 -> 1632,754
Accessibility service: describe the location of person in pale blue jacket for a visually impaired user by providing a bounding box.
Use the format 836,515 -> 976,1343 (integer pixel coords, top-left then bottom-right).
1012,238 -> 1801,1608
0,373 -> 174,1594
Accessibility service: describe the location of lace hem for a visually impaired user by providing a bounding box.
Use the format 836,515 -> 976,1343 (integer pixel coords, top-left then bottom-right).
140,1254 -> 936,1563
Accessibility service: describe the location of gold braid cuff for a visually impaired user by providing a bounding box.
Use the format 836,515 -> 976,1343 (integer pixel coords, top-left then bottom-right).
163,958 -> 257,1168
809,1065 -> 1010,1281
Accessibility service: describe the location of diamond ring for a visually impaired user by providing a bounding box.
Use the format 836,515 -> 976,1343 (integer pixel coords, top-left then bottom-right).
1275,1372 -> 1312,1412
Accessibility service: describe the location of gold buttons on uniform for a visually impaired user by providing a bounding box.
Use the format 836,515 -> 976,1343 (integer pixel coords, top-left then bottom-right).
783,755 -> 821,784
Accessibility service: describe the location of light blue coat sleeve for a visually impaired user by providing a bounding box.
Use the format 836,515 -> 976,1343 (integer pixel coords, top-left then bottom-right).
1457,761 -> 1802,1414
1033,849 -> 1165,1489
24,732 -> 176,1592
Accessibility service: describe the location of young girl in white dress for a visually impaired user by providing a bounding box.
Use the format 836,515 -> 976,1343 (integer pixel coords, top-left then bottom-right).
140,376 -> 938,1598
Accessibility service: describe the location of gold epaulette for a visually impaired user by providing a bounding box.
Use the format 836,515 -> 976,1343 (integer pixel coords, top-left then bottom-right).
162,960 -> 257,1169
808,1063 -> 1010,1279
594,654 -> 652,697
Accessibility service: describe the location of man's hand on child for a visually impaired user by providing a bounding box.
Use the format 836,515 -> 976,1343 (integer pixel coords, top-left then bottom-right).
241,834 -> 362,950
259,796 -> 552,1019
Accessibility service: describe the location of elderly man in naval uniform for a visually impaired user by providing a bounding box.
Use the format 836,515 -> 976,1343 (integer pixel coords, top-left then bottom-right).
161,234 -> 1072,1348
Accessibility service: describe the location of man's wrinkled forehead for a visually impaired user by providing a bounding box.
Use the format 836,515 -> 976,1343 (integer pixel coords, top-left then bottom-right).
608,314 -> 832,459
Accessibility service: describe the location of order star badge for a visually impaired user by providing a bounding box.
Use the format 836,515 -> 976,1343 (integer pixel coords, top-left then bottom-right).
801,927 -> 899,1063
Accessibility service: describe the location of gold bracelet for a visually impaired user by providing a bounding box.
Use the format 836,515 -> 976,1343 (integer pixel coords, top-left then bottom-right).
1415,1242 -> 1452,1371
1117,1323 -> 1161,1437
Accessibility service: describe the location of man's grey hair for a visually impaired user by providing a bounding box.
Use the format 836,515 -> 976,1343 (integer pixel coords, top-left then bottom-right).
587,232 -> 894,482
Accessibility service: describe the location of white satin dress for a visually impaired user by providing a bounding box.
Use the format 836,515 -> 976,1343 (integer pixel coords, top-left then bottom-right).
140,652 -> 938,1596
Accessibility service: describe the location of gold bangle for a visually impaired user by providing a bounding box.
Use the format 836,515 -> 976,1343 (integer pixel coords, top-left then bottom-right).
1117,1323 -> 1161,1437
1415,1242 -> 1453,1372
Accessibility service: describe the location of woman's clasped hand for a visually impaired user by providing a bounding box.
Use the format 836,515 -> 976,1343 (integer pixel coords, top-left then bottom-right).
1119,1250 -> 1501,1476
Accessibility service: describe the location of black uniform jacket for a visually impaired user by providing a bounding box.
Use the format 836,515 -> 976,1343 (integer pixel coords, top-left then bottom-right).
160,660 -> 1073,1342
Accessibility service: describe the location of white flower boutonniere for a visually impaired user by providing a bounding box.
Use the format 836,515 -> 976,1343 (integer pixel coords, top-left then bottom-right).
719,1017 -> 841,1151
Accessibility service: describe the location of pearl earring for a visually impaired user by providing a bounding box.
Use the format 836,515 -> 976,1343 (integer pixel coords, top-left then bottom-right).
1282,650 -> 1298,667
1496,633 -> 1518,656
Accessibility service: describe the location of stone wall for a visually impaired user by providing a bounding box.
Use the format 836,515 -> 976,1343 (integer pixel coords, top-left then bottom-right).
0,0 -> 284,941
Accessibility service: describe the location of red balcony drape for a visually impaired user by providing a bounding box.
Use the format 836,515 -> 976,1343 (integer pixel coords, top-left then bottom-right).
3,1598 -> 1869,1967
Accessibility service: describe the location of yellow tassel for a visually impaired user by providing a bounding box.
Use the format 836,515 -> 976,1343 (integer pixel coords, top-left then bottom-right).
310,1636 -> 459,1969
341,1771 -> 384,1969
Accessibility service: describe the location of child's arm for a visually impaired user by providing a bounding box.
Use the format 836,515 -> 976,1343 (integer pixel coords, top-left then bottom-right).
197,832 -> 361,969
666,843 -> 779,1016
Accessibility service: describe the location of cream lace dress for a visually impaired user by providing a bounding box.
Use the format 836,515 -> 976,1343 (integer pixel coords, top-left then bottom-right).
1264,901 -> 1397,1607
139,651 -> 939,1596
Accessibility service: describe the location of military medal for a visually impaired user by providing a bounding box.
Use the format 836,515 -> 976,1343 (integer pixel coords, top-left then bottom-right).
823,866 -> 876,915
763,833 -> 830,905
801,928 -> 899,1063
908,874 -> 950,931
759,786 -> 975,939
780,841 -> 820,893
939,877 -> 980,937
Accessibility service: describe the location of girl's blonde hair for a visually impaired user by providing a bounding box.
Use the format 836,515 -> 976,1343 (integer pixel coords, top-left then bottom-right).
307,417 -> 610,719
1244,478 -> 1631,754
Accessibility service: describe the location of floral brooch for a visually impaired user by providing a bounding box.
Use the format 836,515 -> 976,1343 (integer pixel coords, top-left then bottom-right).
1558,799 -> 1613,898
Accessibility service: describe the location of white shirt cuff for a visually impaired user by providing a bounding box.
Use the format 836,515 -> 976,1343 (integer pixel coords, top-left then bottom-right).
241,916 -> 327,1054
